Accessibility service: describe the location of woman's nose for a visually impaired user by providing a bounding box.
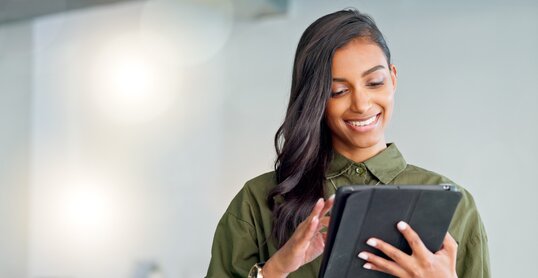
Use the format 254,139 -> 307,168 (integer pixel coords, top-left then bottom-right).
349,90 -> 372,114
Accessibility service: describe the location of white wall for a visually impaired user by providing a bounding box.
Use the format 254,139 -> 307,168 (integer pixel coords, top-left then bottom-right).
0,0 -> 537,277
0,21 -> 31,278
29,1 -> 229,277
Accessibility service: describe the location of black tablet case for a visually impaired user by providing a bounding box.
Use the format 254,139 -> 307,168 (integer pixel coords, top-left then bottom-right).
319,185 -> 462,278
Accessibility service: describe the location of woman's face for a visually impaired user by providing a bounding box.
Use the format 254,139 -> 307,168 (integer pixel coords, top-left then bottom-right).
325,38 -> 397,160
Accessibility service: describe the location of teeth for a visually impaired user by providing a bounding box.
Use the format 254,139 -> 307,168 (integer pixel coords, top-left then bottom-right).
348,115 -> 377,127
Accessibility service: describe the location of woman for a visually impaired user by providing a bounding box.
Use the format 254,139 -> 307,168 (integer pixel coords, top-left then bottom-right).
207,9 -> 490,278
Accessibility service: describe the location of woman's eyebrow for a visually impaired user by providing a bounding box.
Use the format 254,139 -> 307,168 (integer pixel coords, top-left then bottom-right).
361,65 -> 385,77
332,65 -> 386,82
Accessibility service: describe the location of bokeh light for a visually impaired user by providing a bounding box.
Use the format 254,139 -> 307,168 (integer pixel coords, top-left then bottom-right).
39,168 -> 127,245
89,33 -> 181,124
62,180 -> 112,236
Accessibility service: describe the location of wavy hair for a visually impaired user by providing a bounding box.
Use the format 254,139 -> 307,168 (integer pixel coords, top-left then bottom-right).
268,9 -> 392,247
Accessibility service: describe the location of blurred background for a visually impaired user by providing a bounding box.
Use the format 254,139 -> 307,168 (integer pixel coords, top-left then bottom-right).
0,0 -> 537,277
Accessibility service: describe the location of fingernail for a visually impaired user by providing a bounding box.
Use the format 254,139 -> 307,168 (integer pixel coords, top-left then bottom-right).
317,198 -> 323,204
363,263 -> 372,270
366,238 -> 377,247
358,252 -> 368,260
328,194 -> 335,200
397,221 -> 407,231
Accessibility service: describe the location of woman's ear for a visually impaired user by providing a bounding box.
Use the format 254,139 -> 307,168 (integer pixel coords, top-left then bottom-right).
389,64 -> 398,91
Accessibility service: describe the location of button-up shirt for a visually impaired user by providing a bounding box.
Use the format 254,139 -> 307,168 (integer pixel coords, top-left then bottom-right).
206,143 -> 490,277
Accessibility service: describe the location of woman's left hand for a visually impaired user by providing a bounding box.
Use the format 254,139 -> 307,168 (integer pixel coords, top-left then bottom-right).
358,221 -> 458,278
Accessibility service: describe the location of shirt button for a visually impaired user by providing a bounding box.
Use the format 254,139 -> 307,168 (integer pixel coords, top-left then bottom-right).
355,167 -> 364,176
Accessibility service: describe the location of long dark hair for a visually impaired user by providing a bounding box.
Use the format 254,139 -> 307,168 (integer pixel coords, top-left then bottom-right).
268,9 -> 392,247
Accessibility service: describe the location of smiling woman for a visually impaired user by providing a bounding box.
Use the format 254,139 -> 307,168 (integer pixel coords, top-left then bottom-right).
326,39 -> 397,163
207,9 -> 490,278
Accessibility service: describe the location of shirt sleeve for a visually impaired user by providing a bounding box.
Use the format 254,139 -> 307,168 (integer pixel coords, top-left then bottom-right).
206,190 -> 261,278
453,189 -> 491,278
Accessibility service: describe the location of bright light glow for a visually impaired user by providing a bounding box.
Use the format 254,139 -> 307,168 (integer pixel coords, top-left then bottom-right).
90,34 -> 180,124
112,60 -> 153,96
29,156 -> 143,276
55,174 -> 120,241
64,185 -> 110,232
103,55 -> 157,108
86,0 -> 233,124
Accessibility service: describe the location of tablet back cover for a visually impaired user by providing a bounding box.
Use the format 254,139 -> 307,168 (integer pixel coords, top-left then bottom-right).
320,187 -> 461,278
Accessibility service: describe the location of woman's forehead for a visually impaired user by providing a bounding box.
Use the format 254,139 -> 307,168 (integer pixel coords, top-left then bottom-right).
332,40 -> 387,75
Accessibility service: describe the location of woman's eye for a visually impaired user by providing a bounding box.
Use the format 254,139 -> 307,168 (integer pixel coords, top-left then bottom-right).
367,81 -> 384,87
330,89 -> 348,97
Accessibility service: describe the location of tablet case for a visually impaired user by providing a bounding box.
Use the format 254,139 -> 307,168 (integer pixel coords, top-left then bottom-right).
319,185 -> 462,278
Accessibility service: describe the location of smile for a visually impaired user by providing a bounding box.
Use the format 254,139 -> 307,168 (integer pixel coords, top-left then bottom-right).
346,113 -> 380,127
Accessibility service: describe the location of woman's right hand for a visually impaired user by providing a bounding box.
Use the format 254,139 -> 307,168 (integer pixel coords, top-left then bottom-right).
263,196 -> 335,278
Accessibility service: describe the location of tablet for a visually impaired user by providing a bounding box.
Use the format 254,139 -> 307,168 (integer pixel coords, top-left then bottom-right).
318,185 -> 462,278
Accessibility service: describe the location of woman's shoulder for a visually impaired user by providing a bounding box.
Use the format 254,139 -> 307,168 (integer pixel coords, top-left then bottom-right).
244,171 -> 278,189
223,171 -> 277,222
400,164 -> 487,248
239,171 -> 279,201
399,163 -> 476,202
397,163 -> 481,216
399,163 -> 454,185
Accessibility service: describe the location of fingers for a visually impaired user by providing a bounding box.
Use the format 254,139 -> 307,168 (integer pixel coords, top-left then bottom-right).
292,199 -> 321,240
358,251 -> 407,277
307,215 -> 320,237
319,195 -> 335,217
365,238 -> 411,267
292,197 -> 333,248
397,221 -> 429,259
438,232 -> 458,258
359,222 -> 458,277
301,199 -> 324,238
319,216 -> 330,228
309,198 -> 325,219
308,196 -> 333,232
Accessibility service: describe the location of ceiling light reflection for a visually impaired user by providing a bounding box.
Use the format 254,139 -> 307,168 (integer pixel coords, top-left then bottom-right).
90,34 -> 181,124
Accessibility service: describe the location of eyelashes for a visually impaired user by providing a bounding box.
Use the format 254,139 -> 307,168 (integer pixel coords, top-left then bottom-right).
331,89 -> 348,97
330,81 -> 385,97
367,81 -> 384,87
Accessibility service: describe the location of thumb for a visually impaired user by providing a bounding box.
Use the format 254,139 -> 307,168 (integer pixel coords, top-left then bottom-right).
438,232 -> 458,257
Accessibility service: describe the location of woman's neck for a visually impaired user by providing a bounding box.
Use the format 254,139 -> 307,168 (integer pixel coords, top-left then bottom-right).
333,141 -> 387,163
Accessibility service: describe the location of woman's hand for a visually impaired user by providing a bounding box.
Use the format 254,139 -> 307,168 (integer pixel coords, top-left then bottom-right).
263,196 -> 334,278
358,221 -> 458,278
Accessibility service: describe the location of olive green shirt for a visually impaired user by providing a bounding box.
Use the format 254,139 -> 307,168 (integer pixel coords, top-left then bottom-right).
207,143 -> 490,277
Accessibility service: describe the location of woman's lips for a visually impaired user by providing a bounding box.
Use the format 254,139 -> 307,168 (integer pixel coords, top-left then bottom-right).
344,113 -> 380,132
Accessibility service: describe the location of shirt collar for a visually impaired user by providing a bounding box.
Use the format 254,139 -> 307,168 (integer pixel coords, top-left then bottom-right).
326,143 -> 407,184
